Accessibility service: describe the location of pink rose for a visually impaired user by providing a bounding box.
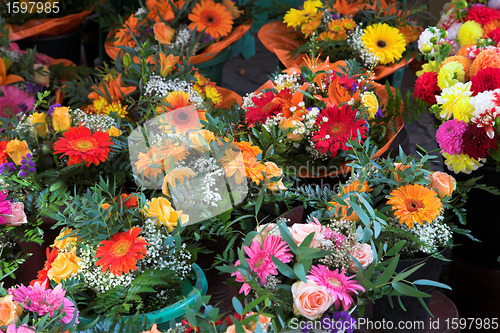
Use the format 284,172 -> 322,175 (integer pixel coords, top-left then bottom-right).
429,171 -> 456,199
254,223 -> 277,244
290,223 -> 322,247
292,280 -> 334,320
0,202 -> 27,226
348,243 -> 374,273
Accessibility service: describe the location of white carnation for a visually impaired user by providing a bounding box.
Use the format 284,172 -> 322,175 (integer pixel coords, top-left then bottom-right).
470,89 -> 500,117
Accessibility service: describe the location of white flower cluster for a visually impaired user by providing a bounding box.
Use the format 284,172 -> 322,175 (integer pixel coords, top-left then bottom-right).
70,108 -> 118,133
318,220 -> 358,269
171,26 -> 192,49
417,27 -> 445,57
188,157 -> 225,207
136,218 -> 192,279
347,25 -> 380,68
273,73 -> 302,92
263,274 -> 281,292
135,7 -> 147,16
242,92 -> 261,109
164,323 -> 188,333
78,242 -> 134,293
0,47 -> 21,64
305,140 -> 330,161
144,76 -> 204,109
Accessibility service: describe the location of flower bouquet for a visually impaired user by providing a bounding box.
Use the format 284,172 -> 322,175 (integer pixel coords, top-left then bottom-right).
104,0 -> 253,65
258,0 -> 425,80
34,179 -> 203,330
414,21 -> 500,174
240,56 -> 404,179
0,281 -> 79,332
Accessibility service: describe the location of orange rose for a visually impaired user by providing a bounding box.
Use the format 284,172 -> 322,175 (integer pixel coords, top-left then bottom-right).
292,280 -> 334,320
162,168 -> 196,195
47,247 -> 81,283
429,171 -> 456,199
393,162 -> 411,182
0,295 -> 22,326
52,106 -> 72,132
5,139 -> 31,165
106,126 -> 122,137
154,22 -> 175,45
263,161 -> 287,191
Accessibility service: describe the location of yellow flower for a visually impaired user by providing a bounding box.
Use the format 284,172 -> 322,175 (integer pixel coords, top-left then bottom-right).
341,17 -> 356,30
106,126 -> 122,137
30,112 -> 49,137
205,85 -> 223,106
458,21 -> 483,46
47,248 -> 81,283
144,197 -> 189,232
443,152 -> 484,174
162,167 -> 196,195
435,82 -> 472,120
360,91 -> 379,119
283,0 -> 323,28
52,228 -> 81,250
361,23 -> 406,65
263,161 -> 287,191
437,62 -> 465,90
416,60 -> 439,77
102,100 -> 128,118
452,96 -> 474,122
5,139 -> 31,165
52,106 -> 72,132
301,18 -> 321,37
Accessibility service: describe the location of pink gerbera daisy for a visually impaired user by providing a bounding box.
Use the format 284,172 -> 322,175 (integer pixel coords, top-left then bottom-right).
8,280 -> 79,324
232,235 -> 293,295
307,265 -> 365,312
436,119 -> 468,155
0,193 -> 12,225
0,86 -> 35,118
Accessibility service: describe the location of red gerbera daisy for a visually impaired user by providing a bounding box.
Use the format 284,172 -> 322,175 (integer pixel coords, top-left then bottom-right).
462,123 -> 498,159
245,90 -> 282,125
465,5 -> 500,25
414,71 -> 440,104
95,227 -> 149,276
470,67 -> 500,96
53,126 -> 114,167
311,105 -> 367,158
31,247 -> 59,287
0,140 -> 8,164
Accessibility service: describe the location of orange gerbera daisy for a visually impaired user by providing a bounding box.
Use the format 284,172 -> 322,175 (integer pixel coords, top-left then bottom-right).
95,227 -> 149,276
53,127 -> 114,167
157,94 -> 207,127
340,180 -> 372,194
188,0 -> 234,39
387,184 -> 443,229
232,141 -> 263,158
147,0 -> 185,23
162,105 -> 202,132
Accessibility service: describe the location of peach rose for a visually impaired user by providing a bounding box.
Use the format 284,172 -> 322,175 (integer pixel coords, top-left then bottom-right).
154,22 -> 175,45
33,64 -> 50,87
430,171 -> 456,199
290,223 -> 322,247
393,162 -> 410,182
292,280 -> 334,320
246,312 -> 272,331
0,202 -> 27,226
0,295 -> 22,326
225,325 -> 252,333
52,106 -> 71,132
254,223 -> 278,244
5,139 -> 31,165
348,243 -> 374,273
47,247 -> 81,283
264,161 -> 287,191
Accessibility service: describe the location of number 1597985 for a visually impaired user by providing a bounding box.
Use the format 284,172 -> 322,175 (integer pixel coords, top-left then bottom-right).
6,2 -> 59,14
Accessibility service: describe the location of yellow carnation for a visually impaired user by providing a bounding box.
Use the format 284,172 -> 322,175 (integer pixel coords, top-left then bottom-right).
205,85 -> 223,106
437,62 -> 465,90
452,96 -> 474,122
458,21 -> 483,46
443,152 -> 484,174
416,60 -> 439,77
435,82 -> 472,120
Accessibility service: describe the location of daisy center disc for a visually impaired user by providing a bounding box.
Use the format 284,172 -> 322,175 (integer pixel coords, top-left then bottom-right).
377,40 -> 387,48
405,199 -> 424,212
2,107 -> 13,116
110,240 -> 133,258
330,122 -> 344,135
69,138 -> 98,152
203,11 -> 220,26
328,277 -> 342,287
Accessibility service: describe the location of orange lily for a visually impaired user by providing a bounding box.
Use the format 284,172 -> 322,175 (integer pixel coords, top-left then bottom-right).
147,0 -> 185,23
0,58 -> 23,86
273,83 -> 309,120
330,0 -> 367,16
314,76 -> 360,107
285,55 -> 344,90
88,74 -> 136,102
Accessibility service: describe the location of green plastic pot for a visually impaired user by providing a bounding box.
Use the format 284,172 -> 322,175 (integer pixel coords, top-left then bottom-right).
77,263 -> 208,331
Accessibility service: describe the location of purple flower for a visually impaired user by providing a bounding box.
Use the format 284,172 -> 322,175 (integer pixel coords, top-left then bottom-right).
19,154 -> 36,177
27,82 -> 42,95
0,162 -> 17,174
375,107 -> 383,118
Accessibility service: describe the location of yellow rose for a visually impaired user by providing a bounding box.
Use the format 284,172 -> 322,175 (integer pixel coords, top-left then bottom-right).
361,91 -> 379,119
162,168 -> 196,195
52,106 -> 72,132
5,139 -> 31,165
33,64 -> 50,87
30,112 -> 49,137
47,248 -> 81,283
144,197 -> 189,232
106,126 -> 122,137
0,295 -> 22,326
263,161 -> 287,191
154,22 -> 175,45
51,228 -> 81,250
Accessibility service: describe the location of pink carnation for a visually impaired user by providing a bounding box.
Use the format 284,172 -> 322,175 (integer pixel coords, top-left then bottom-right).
436,119 -> 468,155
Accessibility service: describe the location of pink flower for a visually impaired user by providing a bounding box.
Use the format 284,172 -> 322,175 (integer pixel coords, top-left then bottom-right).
290,223 -> 322,247
436,119 -> 468,155
0,86 -> 35,118
348,243 -> 374,273
291,280 -> 334,320
0,193 -> 12,225
6,324 -> 36,333
232,235 -> 293,295
307,265 -> 365,312
0,202 -> 27,226
8,280 -> 79,325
